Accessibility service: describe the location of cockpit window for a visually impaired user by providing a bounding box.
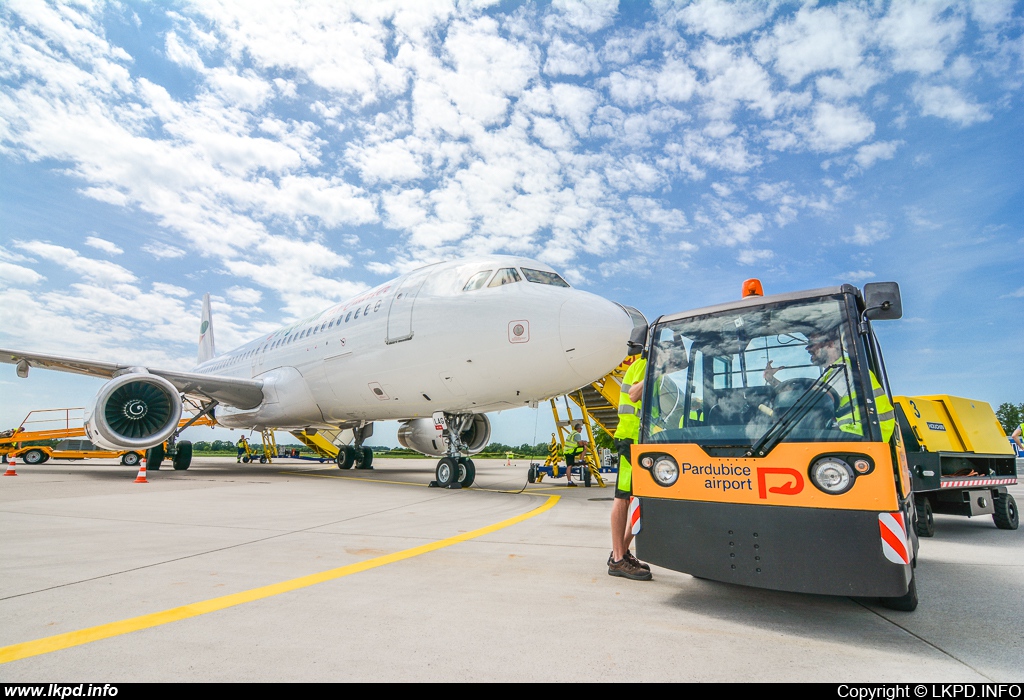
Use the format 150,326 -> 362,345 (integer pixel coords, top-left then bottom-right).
463,270 -> 493,291
488,267 -> 522,287
521,267 -> 570,287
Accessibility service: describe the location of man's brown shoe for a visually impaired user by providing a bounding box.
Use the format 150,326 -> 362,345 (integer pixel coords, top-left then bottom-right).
608,555 -> 653,581
607,551 -> 651,571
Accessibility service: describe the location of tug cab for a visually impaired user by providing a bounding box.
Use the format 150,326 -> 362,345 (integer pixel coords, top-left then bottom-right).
631,282 -> 919,610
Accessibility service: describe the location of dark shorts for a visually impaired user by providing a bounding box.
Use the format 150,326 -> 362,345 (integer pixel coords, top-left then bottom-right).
566,452 -> 579,468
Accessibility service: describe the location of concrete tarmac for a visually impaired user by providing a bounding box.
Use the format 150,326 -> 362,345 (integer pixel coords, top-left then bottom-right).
0,456 -> 1021,682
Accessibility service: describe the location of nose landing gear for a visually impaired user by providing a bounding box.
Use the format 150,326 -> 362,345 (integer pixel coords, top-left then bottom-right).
429,414 -> 476,489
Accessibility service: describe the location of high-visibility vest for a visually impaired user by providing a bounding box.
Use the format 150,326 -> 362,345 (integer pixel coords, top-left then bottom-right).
615,358 -> 646,442
564,431 -> 582,456
237,437 -> 247,448
826,359 -> 895,443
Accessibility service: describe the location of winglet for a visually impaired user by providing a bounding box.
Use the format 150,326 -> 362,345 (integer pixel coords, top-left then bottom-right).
198,293 -> 216,365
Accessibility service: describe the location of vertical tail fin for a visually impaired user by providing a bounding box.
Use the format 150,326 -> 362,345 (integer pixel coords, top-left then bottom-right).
198,293 -> 216,365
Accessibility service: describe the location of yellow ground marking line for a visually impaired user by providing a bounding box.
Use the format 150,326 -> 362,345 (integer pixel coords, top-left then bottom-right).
0,494 -> 560,665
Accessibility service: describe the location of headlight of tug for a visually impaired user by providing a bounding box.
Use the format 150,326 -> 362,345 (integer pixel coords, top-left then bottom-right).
651,455 -> 679,487
809,457 -> 855,495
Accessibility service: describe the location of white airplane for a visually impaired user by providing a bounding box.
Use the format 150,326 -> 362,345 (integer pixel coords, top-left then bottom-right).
1,255 -> 644,488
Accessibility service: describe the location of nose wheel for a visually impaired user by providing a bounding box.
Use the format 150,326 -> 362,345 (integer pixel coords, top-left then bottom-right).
433,456 -> 475,488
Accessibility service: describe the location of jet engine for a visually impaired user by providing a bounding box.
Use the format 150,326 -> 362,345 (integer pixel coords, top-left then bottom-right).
397,414 -> 491,457
84,372 -> 183,450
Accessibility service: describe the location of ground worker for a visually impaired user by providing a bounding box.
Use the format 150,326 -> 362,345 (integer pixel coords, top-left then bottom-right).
1012,424 -> 1023,452
608,356 -> 652,581
236,435 -> 249,462
564,422 -> 588,487
765,325 -> 895,442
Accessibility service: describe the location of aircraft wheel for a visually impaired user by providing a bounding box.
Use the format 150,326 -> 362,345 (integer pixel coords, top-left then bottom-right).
355,446 -> 374,470
121,452 -> 141,467
879,574 -> 918,612
336,445 -> 354,470
994,493 -> 1018,530
458,457 -> 475,488
147,443 -> 165,470
914,497 -> 934,537
22,449 -> 47,465
436,457 -> 460,488
172,441 -> 192,470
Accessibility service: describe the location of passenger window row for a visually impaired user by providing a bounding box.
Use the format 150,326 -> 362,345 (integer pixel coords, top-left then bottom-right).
203,298 -> 386,373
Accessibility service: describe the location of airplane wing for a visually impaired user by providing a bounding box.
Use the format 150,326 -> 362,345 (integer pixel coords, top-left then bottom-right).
0,348 -> 264,410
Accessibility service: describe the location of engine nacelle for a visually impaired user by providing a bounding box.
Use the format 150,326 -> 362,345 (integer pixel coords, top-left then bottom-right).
397,414 -> 491,457
84,373 -> 183,450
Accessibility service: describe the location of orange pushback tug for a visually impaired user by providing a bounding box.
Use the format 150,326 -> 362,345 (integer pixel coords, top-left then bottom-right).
631,281 -> 920,610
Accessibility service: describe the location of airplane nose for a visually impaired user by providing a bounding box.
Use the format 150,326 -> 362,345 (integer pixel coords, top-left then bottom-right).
559,293 -> 635,383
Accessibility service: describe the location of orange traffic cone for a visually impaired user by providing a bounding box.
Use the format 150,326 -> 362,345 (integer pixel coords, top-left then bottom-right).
134,458 -> 148,484
4,453 -> 17,476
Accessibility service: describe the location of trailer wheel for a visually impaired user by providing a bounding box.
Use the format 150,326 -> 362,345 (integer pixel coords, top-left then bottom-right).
22,449 -> 46,465
879,575 -> 918,612
121,452 -> 140,467
993,494 -> 1018,530
527,465 -> 537,484
914,497 -> 934,538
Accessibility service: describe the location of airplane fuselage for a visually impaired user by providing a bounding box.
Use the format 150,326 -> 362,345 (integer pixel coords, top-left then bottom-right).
197,256 -> 635,431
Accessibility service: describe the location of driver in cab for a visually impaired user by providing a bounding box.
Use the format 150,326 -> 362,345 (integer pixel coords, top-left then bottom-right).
764,325 -> 895,442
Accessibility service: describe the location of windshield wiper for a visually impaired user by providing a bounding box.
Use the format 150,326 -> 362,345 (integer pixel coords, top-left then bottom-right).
746,361 -> 846,458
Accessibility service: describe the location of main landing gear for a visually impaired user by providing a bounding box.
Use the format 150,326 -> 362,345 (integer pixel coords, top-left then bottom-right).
430,413 -> 476,489
336,422 -> 374,471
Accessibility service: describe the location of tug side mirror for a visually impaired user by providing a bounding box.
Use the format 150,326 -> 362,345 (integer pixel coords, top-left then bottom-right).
863,282 -> 902,321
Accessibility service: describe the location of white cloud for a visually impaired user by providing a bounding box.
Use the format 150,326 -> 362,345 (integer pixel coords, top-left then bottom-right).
84,236 -> 123,255
549,0 -> 619,33
226,286 -> 263,304
0,262 -> 45,286
142,243 -> 187,259
1001,286 -> 1024,299
805,103 -> 875,152
838,270 -> 876,282
854,140 -> 903,169
674,0 -> 773,39
544,38 -> 600,76
846,221 -> 890,246
877,1 -> 965,75
912,84 -> 991,126
16,241 -> 136,284
737,248 -> 773,265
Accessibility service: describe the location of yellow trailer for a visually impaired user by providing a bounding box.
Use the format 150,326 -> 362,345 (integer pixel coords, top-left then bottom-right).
894,395 -> 1018,535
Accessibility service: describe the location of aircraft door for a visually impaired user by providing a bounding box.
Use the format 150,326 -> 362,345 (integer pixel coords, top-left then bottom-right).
386,273 -> 428,344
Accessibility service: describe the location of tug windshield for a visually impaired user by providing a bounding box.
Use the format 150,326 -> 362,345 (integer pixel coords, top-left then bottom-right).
640,295 -> 873,447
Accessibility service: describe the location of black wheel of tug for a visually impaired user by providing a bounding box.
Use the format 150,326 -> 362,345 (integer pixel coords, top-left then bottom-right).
914,497 -> 934,537
242,456 -> 251,463
336,445 -> 354,470
527,465 -> 537,484
993,493 -> 1019,530
879,574 -> 918,612
355,446 -> 374,469
121,452 -> 140,467
458,457 -> 475,488
22,449 -> 46,465
583,464 -> 592,487
172,441 -> 192,470
436,457 -> 459,488
259,454 -> 267,464
146,443 -> 165,470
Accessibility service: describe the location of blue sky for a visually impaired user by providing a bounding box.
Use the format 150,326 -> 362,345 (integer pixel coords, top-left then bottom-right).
1,0 -> 1022,447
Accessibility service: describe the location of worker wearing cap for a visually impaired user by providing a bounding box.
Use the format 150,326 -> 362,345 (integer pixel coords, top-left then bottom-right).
564,422 -> 588,487
765,326 -> 895,442
236,435 -> 248,462
608,355 -> 653,581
